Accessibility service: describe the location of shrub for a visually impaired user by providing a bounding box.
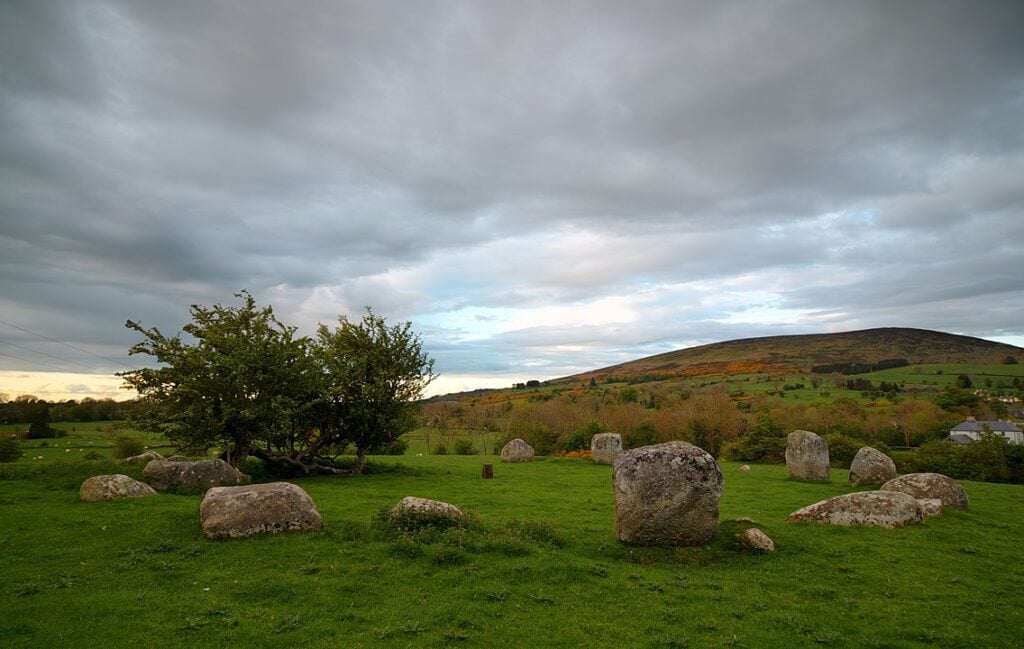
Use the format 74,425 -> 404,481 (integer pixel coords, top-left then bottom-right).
114,436 -> 145,459
452,439 -> 477,455
379,438 -> 409,455
725,414 -> 786,463
559,430 -> 588,452
433,443 -> 449,455
825,433 -> 864,467
508,420 -> 558,456
623,421 -> 659,450
0,436 -> 22,463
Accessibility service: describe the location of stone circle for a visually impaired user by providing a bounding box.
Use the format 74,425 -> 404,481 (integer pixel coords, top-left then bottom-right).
200,482 -> 323,539
786,430 -> 830,481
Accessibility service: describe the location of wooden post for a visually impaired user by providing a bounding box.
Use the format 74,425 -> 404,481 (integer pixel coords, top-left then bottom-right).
481,463 -> 494,479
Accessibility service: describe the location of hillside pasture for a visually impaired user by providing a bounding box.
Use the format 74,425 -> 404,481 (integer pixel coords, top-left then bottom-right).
0,421 -> 176,463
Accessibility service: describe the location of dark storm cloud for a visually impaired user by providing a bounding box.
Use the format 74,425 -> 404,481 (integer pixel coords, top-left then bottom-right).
1,0 -> 1023,390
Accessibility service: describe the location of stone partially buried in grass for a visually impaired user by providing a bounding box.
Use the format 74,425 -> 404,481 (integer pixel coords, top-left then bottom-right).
879,473 -> 969,511
80,474 -> 157,502
200,482 -> 323,540
123,450 -> 165,465
848,446 -> 897,487
391,496 -> 465,525
612,441 -> 724,546
786,491 -> 923,528
143,459 -> 247,493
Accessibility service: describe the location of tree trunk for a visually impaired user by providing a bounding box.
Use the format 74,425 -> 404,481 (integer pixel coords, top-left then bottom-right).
354,447 -> 367,474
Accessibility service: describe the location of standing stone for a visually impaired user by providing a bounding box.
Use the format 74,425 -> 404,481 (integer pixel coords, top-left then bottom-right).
787,491 -> 924,528
739,528 -> 775,552
200,482 -> 323,539
500,438 -> 534,462
848,447 -> 897,486
591,433 -> 623,465
786,430 -> 830,481
80,474 -> 157,502
143,459 -> 247,493
612,442 -> 724,546
880,473 -> 969,511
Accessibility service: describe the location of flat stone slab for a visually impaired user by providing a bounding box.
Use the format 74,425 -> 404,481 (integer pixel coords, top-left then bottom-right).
80,474 -> 157,502
880,473 -> 968,511
200,482 -> 323,539
787,491 -> 923,528
143,459 -> 247,493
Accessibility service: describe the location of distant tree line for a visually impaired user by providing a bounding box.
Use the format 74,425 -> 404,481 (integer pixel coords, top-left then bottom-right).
0,396 -> 138,427
811,358 -> 909,374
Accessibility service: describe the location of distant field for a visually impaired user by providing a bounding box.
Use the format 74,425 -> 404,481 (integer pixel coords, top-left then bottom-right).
859,363 -> 1024,389
2,455 -> 1022,648
0,421 -> 176,462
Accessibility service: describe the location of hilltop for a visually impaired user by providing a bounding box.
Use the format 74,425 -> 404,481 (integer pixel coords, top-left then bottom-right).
567,327 -> 1022,382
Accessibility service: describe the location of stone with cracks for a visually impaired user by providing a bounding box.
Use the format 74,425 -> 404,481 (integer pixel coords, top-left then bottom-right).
787,491 -> 923,528
501,438 -> 535,462
786,430 -> 830,481
739,528 -> 775,552
124,450 -> 165,465
591,433 -> 623,465
200,482 -> 323,539
391,496 -> 465,523
143,459 -> 247,493
80,474 -> 157,502
612,441 -> 724,546
880,473 -> 969,511
848,447 -> 897,487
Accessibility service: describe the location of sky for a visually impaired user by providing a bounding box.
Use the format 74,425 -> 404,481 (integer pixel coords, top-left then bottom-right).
1,0 -> 1023,401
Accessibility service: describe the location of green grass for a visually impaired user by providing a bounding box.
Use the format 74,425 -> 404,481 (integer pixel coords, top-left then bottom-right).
2,455 -> 1023,648
858,363 -> 1024,389
0,421 -> 177,463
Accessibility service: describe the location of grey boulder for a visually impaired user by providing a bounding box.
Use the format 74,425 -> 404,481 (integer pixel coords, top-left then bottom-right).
80,474 -> 157,502
787,491 -> 923,528
200,482 -> 323,539
123,450 -> 165,465
591,433 -> 623,465
391,496 -> 465,523
786,430 -> 830,481
501,438 -> 535,462
143,459 -> 247,493
739,528 -> 775,552
880,473 -> 968,511
848,447 -> 897,487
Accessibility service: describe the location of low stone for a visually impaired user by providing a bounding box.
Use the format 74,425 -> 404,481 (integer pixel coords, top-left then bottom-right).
501,438 -> 535,462
391,496 -> 465,523
880,473 -> 968,511
200,482 -> 323,540
80,474 -> 157,502
918,498 -> 943,517
612,441 -> 724,546
786,491 -> 923,528
591,433 -> 623,465
786,430 -> 830,481
848,447 -> 897,487
143,459 -> 247,493
739,528 -> 775,552
123,450 -> 165,465
739,465 -> 751,472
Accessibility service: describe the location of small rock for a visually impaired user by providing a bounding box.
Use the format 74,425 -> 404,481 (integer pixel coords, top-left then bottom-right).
739,465 -> 751,472
740,528 -> 775,552
787,491 -> 923,528
200,482 -> 323,540
918,498 -> 943,517
880,473 -> 968,511
500,438 -> 535,462
786,430 -> 830,481
391,496 -> 465,523
143,459 -> 247,493
123,450 -> 165,465
848,447 -> 897,487
591,433 -> 623,465
80,474 -> 157,502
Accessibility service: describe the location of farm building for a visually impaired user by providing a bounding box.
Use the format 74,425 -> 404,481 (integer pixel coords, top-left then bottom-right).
948,418 -> 1023,445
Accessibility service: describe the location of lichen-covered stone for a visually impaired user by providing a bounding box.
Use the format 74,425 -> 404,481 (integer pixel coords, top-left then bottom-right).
391,496 -> 465,522
786,430 -> 830,481
848,447 -> 897,487
739,528 -> 775,552
80,474 -> 157,502
123,450 -> 165,465
880,473 -> 968,511
143,459 -> 247,493
200,482 -> 322,539
500,438 -> 534,462
612,442 -> 723,546
787,491 -> 923,528
591,433 -> 623,465
918,498 -> 943,517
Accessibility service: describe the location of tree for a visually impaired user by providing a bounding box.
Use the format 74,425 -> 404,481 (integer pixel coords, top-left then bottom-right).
955,374 -> 973,389
310,309 -> 435,474
27,407 -> 56,439
119,291 -> 315,467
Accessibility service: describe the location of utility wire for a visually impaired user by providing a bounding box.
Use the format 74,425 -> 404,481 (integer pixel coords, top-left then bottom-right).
0,318 -> 136,369
0,348 -> 76,373
0,339 -> 99,372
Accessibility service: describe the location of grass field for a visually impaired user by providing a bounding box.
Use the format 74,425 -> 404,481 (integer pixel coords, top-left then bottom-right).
2,453 -> 1023,648
0,421 -> 176,462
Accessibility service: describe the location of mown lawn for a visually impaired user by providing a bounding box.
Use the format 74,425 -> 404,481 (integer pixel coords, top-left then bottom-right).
1,456 -> 1022,648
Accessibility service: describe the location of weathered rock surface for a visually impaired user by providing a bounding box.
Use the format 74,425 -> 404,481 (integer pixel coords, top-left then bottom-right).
918,498 -> 943,517
786,430 -> 830,481
390,496 -> 465,523
739,528 -> 775,552
591,433 -> 623,465
143,459 -> 247,493
500,438 -> 535,462
80,474 -> 157,502
612,442 -> 724,546
124,450 -> 165,465
739,465 -> 751,472
848,447 -> 897,487
880,473 -> 968,511
200,482 -> 322,539
786,491 -> 923,528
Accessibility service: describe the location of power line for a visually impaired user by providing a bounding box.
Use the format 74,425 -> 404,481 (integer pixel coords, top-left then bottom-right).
0,318 -> 135,369
0,348 -> 77,373
0,340 -> 99,372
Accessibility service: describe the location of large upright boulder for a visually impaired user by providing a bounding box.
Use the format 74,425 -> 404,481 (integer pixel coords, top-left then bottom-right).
143,459 -> 247,493
786,430 -> 830,481
200,482 -> 323,539
848,447 -> 897,487
612,441 -> 724,546
880,473 -> 968,511
787,491 -> 924,528
591,433 -> 623,465
80,474 -> 157,502
501,438 -> 534,462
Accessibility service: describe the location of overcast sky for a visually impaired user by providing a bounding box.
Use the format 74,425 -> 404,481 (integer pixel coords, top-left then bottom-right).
2,0 -> 1023,400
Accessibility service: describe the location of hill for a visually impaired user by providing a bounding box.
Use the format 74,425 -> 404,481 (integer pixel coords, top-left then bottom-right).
568,327 -> 1023,382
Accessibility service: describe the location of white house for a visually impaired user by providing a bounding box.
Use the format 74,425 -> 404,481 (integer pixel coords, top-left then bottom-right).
949,418 -> 1023,445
